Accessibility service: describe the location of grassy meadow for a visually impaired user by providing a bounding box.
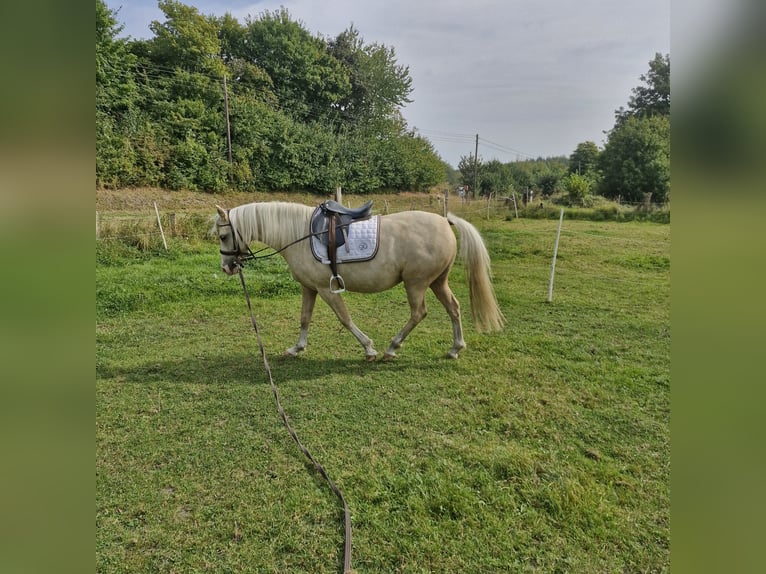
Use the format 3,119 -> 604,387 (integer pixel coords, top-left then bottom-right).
96,190 -> 670,573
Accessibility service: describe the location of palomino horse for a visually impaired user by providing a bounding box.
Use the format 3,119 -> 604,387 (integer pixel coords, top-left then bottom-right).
215,202 -> 504,360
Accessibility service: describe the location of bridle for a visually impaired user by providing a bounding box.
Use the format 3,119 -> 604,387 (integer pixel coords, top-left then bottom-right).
217,211 -> 255,264
217,207 -> 352,269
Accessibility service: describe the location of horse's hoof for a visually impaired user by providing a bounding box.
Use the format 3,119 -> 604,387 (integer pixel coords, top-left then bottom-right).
383,353 -> 397,361
445,351 -> 459,359
365,354 -> 378,362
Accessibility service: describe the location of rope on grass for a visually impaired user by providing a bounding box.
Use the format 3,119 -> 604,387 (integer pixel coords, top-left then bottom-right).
237,269 -> 355,574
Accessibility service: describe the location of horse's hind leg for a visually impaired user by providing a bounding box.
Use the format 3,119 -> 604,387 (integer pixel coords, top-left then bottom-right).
318,289 -> 378,361
384,282 -> 428,360
285,285 -> 317,356
430,275 -> 466,359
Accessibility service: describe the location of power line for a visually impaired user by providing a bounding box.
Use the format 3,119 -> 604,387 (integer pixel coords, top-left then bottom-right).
478,137 -> 537,160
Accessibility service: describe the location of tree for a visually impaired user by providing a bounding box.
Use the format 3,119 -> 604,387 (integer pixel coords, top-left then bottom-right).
568,141 -> 600,176
600,52 -> 670,204
95,1 -> 444,193
529,158 -> 567,197
598,115 -> 670,203
96,0 -> 136,111
457,154 -> 480,196
215,12 -> 276,103
507,161 -> 534,194
615,53 -> 670,126
96,0 -> 141,187
328,26 -> 413,126
243,8 -> 351,122
148,0 -> 224,76
478,159 -> 512,196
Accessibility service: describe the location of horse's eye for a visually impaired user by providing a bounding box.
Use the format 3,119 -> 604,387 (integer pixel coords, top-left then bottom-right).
220,234 -> 227,241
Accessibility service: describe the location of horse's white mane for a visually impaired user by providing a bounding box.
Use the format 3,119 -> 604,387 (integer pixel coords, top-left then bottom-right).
229,202 -> 313,249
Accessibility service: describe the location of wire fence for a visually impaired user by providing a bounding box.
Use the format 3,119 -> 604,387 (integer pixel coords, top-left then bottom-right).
96,196 -> 669,313
95,190 -> 669,240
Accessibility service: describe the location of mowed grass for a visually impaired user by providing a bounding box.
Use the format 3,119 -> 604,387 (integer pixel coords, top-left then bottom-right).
96,198 -> 669,573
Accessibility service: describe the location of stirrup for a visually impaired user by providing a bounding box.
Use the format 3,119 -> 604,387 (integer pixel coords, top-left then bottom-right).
329,274 -> 346,294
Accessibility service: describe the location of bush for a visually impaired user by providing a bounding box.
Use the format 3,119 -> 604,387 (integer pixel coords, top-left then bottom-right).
508,199 -> 670,223
564,173 -> 592,206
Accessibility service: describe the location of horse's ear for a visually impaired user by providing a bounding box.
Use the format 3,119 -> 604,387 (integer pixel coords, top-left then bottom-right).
215,205 -> 228,221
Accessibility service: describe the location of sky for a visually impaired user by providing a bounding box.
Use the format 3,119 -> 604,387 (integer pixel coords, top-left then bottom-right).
105,0 -> 670,167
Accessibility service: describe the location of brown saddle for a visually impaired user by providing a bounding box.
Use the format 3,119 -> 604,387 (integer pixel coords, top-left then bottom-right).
310,200 -> 373,293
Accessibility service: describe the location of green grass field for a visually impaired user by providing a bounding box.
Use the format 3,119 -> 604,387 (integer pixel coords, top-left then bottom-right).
96,192 -> 669,573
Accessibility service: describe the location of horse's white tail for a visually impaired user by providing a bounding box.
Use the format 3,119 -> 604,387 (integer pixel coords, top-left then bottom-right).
447,213 -> 506,333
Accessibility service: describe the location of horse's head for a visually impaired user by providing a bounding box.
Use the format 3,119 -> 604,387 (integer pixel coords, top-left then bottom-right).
215,205 -> 249,275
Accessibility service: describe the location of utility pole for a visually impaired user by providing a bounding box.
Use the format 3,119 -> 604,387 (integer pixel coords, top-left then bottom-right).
473,133 -> 479,199
223,74 -> 233,165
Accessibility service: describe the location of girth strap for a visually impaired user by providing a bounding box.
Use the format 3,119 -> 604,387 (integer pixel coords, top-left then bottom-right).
327,215 -> 345,293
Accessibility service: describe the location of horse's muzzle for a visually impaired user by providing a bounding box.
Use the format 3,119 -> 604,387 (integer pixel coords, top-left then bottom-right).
222,262 -> 240,275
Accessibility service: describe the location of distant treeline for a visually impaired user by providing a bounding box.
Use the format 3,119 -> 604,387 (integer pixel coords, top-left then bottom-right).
96,0 -> 446,193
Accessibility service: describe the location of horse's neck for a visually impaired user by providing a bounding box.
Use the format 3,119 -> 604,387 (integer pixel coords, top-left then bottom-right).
235,203 -> 310,249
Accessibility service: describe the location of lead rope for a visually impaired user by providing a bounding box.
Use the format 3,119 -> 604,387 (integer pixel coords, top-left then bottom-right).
237,269 -> 355,574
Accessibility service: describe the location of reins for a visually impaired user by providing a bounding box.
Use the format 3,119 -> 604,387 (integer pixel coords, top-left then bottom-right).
236,268 -> 354,574
218,207 -> 360,264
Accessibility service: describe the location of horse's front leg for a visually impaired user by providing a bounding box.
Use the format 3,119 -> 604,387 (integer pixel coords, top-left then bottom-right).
285,285 -> 317,357
318,289 -> 378,361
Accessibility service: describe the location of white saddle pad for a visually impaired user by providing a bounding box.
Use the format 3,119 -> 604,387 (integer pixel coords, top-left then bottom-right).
311,215 -> 380,264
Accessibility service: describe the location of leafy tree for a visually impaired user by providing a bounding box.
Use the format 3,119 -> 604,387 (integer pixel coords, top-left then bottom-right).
216,12 -> 246,64
598,115 -> 670,203
599,53 -> 670,204
243,8 -> 351,122
535,170 -> 562,197
457,154 -> 480,196
443,163 -> 460,187
507,161 -> 534,194
95,1 -> 444,193
615,53 -> 670,126
328,26 -> 413,126
149,0 -> 224,76
96,0 -> 140,187
215,13 -> 276,103
568,141 -> 600,176
532,159 -> 567,196
478,159 -> 512,196
96,0 -> 136,112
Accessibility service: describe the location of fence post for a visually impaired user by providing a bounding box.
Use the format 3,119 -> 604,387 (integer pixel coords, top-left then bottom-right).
443,189 -> 448,217
154,202 -> 168,251
547,208 -> 564,303
96,211 -> 100,239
